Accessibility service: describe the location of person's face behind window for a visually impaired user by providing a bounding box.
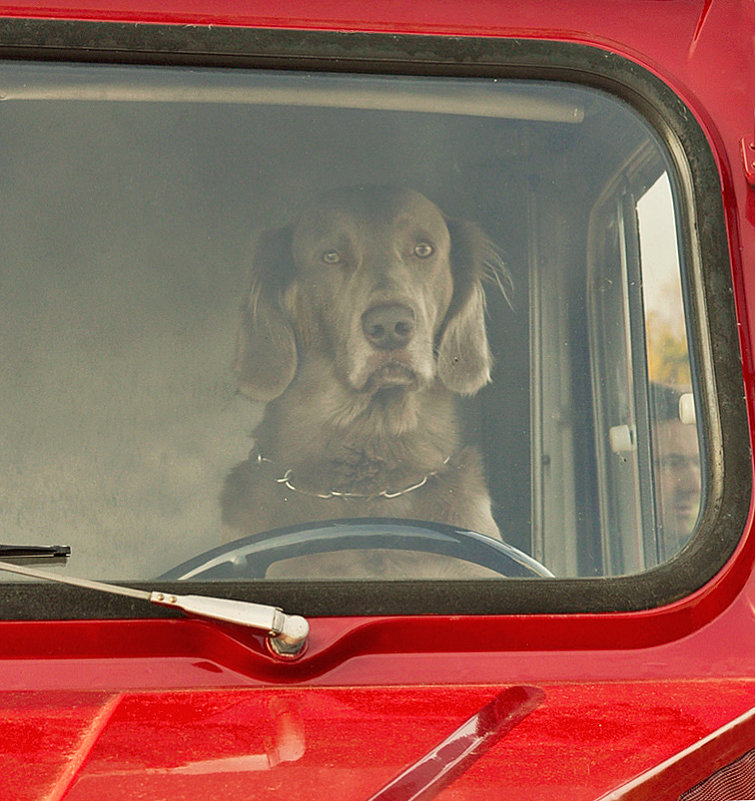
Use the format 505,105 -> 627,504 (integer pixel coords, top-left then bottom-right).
656,418 -> 701,550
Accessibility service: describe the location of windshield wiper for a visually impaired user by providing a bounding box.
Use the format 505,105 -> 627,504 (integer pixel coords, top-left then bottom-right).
0,544 -> 71,563
0,559 -> 309,658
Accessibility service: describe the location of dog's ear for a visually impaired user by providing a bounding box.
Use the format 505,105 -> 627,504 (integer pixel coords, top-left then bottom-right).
437,219 -> 508,396
233,226 -> 298,402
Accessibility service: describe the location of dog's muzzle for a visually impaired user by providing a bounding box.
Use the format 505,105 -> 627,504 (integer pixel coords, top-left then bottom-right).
359,302 -> 422,390
361,303 -> 415,350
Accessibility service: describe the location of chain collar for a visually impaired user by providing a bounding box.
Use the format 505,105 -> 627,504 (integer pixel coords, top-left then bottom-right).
253,450 -> 450,500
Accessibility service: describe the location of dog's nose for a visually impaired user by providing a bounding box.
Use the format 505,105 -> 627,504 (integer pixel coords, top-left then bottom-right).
362,303 -> 415,350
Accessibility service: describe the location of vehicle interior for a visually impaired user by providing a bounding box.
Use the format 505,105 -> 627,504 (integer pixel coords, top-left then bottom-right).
0,61 -> 701,584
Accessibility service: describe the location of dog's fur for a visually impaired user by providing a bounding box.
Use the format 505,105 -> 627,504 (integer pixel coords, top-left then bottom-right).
221,186 -> 506,577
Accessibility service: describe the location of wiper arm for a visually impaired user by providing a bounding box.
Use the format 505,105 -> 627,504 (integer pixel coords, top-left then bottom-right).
0,559 -> 309,658
0,544 -> 71,564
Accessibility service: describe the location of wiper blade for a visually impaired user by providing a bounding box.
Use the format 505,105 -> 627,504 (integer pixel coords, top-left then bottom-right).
0,559 -> 309,658
0,544 -> 71,564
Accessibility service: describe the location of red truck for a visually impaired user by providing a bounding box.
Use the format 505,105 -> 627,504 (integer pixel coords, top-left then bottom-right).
1,1 -> 754,798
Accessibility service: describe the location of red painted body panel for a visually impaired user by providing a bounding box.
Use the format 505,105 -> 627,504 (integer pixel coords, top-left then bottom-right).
5,682 -> 755,801
0,1 -> 754,798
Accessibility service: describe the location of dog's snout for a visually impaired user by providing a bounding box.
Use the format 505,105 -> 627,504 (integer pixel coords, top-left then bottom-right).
362,303 -> 415,350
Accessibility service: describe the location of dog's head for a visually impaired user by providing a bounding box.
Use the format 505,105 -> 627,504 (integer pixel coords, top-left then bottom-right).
234,186 -> 507,402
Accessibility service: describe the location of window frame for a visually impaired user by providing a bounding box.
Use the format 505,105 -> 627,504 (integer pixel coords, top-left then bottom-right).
0,19 -> 748,618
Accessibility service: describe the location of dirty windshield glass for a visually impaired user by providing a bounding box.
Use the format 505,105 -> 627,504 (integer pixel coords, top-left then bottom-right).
0,62 -> 702,582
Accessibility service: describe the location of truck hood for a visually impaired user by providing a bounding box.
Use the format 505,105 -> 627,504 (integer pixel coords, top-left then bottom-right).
4,680 -> 755,800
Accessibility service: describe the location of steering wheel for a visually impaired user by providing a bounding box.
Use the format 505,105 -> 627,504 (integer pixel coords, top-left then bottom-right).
158,518 -> 554,580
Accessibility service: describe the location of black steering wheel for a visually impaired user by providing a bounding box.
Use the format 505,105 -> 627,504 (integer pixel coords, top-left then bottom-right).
158,518 -> 554,580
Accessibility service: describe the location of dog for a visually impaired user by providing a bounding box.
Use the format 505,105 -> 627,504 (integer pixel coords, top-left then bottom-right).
221,186 -> 508,577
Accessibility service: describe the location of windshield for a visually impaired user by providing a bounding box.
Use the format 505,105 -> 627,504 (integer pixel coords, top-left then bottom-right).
0,61 -> 703,583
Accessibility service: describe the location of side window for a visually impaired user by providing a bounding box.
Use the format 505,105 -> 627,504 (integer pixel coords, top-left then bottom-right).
587,167 -> 700,576
641,177 -> 701,562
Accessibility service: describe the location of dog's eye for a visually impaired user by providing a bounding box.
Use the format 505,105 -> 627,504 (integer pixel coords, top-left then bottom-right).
321,250 -> 342,265
413,243 -> 434,259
